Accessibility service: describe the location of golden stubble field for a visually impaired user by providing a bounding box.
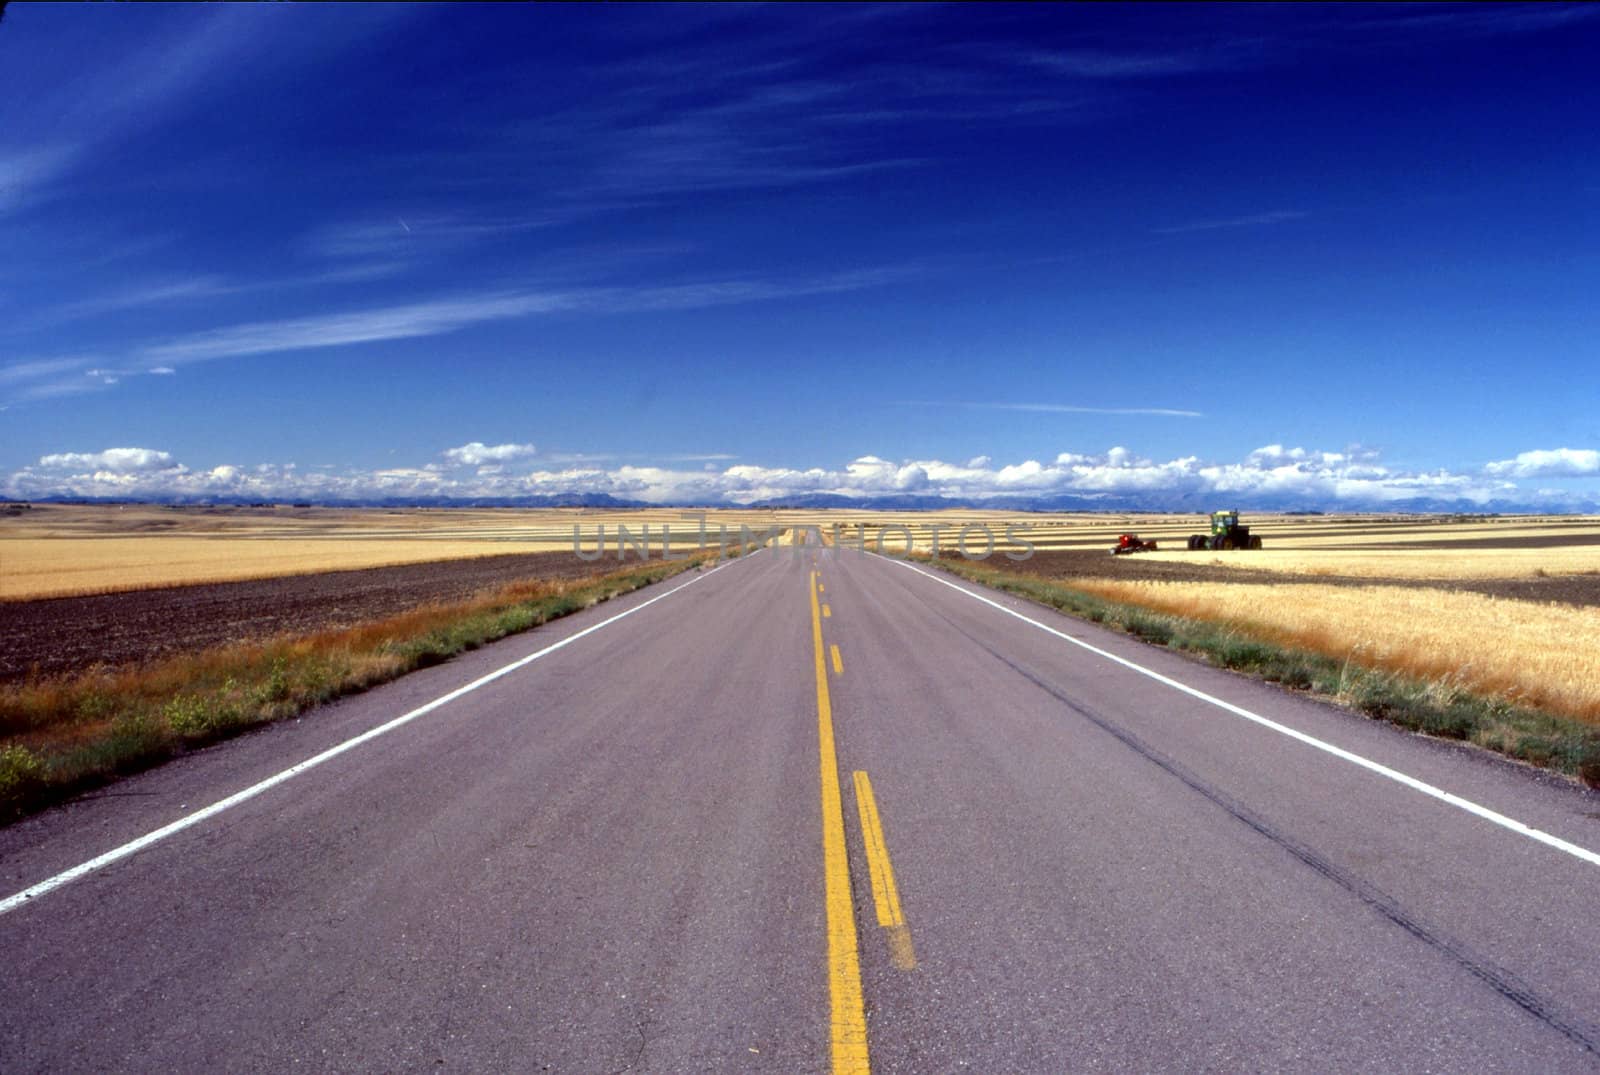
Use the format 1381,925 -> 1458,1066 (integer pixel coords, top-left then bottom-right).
0,503 -> 791,599
4,504 -> 1598,724
5,503 -> 1600,594
1072,578 -> 1600,722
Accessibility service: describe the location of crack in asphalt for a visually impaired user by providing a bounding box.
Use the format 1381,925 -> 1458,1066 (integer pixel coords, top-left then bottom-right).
604,1020 -> 650,1075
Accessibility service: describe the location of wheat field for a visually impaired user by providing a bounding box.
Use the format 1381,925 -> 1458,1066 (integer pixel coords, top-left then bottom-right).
1070,578 -> 1600,724
0,505 -> 790,599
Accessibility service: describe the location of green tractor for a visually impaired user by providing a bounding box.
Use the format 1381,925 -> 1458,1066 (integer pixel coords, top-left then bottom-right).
1188,510 -> 1262,551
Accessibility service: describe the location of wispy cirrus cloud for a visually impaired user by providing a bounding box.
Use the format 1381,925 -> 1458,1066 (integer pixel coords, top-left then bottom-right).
462,38 -> 964,210
0,356 -> 96,388
511,102 -> 926,202
0,146 -> 83,217
597,266 -> 924,313
0,356 -> 184,403
307,213 -> 562,261
1,7 -> 427,216
1020,49 -> 1235,79
138,292 -> 569,366
44,277 -> 232,321
3,265 -> 920,405
899,400 -> 1203,418
1,18 -> 256,215
0,356 -> 106,403
1019,7 -> 1594,88
1350,3 -> 1599,37
1153,210 -> 1307,235
17,264 -> 410,337
136,267 -> 919,367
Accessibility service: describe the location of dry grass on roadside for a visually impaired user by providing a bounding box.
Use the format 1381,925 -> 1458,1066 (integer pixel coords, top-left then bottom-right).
0,555 -> 714,818
1069,579 -> 1600,725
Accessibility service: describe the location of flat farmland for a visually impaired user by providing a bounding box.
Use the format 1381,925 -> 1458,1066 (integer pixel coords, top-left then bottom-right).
4,506 -> 1598,717
0,503 -> 792,600
834,511 -> 1600,578
13,505 -> 1599,599
0,552 -> 627,683
0,504 -> 782,682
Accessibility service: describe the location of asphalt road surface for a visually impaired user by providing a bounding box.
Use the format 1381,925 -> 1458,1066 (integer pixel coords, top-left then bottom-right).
4,540 -> 1600,1072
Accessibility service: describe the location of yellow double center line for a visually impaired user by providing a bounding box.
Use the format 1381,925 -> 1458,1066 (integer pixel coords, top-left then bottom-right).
811,569 -> 870,1072
852,771 -> 917,971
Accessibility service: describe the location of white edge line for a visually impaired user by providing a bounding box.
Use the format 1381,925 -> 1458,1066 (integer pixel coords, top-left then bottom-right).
887,557 -> 1600,870
0,550 -> 762,917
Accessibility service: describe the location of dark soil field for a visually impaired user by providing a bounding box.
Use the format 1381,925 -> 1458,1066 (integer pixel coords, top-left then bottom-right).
943,550 -> 1600,609
0,552 -> 623,684
6,543 -> 1595,687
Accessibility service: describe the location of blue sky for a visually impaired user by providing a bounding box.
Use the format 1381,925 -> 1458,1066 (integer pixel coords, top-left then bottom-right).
2,4 -> 1596,508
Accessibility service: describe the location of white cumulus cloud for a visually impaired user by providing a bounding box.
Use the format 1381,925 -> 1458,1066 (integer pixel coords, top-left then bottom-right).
4,443 -> 1593,512
36,447 -> 179,473
1484,448 -> 1600,479
442,441 -> 537,466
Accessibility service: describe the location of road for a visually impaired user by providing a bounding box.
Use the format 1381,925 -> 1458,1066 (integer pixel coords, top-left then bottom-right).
4,539 -> 1600,1072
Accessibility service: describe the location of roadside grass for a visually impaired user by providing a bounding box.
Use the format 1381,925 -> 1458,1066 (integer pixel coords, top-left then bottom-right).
0,553 -> 725,820
921,555 -> 1600,789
